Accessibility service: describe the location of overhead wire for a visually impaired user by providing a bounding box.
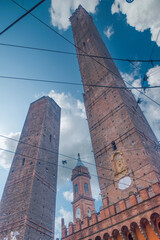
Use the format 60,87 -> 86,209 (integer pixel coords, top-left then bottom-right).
0,0 -> 46,35
0,42 -> 160,64
0,134 -> 157,187
137,29 -> 160,103
10,0 -> 160,108
0,147 -> 130,188
0,147 -> 156,189
0,0 -> 158,188
1,75 -> 160,90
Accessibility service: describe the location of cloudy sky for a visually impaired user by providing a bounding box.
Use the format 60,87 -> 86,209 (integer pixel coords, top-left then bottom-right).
0,0 -> 160,238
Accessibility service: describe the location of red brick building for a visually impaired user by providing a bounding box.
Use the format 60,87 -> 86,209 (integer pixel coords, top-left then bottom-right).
71,153 -> 95,224
61,6 -> 160,240
0,96 -> 61,240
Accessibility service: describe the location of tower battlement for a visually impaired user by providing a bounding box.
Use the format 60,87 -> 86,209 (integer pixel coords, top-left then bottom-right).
62,182 -> 160,239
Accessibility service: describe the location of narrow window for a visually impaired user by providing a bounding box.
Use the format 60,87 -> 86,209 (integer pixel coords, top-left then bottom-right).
22,158 -> 25,166
84,183 -> 89,193
50,134 -> 52,142
75,184 -> 78,194
111,141 -> 117,151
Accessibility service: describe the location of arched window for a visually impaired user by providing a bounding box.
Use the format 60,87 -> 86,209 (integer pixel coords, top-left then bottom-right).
84,183 -> 89,193
95,236 -> 101,240
75,184 -> 78,194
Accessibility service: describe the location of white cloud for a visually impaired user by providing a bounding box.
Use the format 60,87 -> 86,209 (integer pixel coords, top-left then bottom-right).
63,191 -> 73,202
104,25 -> 114,40
0,90 -> 100,200
55,207 -> 73,238
111,0 -> 160,46
48,90 -> 96,186
0,132 -> 20,169
122,65 -> 160,140
50,0 -> 100,30
142,65 -> 160,139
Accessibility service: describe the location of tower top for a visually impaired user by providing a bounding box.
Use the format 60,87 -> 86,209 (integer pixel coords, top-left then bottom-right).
70,5 -> 91,22
76,153 -> 85,167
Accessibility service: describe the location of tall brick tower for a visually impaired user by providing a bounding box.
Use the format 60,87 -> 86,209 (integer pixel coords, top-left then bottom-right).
0,96 -> 61,240
61,6 -> 160,240
70,5 -> 160,204
71,153 -> 95,223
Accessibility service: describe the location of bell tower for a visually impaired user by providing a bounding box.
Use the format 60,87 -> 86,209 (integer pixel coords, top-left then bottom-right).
71,153 -> 95,223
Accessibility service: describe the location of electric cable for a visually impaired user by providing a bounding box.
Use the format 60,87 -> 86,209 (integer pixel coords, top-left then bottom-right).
0,134 -> 158,187
0,0 -> 45,35
1,74 -> 160,90
0,146 -> 157,190
10,0 -> 160,108
0,42 -> 160,64
0,147 -> 130,187
137,29 -> 160,103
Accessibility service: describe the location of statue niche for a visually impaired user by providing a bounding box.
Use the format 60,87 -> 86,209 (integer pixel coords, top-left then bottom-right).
113,152 -> 128,179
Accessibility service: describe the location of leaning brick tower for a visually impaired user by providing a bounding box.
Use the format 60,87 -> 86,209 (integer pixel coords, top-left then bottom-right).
0,96 -> 61,240
61,6 -> 160,240
70,5 -> 160,204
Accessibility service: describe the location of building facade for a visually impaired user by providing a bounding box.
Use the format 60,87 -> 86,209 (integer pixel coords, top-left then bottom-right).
71,153 -> 95,224
62,6 -> 160,240
0,96 -> 61,240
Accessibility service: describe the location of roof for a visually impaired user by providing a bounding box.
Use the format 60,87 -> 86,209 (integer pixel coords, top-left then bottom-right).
76,153 -> 85,167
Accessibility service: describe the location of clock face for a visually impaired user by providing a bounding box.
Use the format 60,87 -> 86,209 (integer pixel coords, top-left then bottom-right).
75,208 -> 81,219
118,176 -> 131,190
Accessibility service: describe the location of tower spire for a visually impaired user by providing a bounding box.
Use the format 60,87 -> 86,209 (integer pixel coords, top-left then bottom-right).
76,153 -> 85,167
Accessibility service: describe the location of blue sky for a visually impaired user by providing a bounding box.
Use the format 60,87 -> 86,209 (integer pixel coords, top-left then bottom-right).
0,0 -> 160,238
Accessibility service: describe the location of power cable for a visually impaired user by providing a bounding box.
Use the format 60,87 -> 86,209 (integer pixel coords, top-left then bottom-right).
137,29 -> 160,102
0,134 -> 157,187
0,147 -> 130,188
2,1 -> 159,186
1,74 -> 160,90
0,0 -> 45,35
10,0 -> 160,108
0,146 -> 157,190
0,42 -> 160,64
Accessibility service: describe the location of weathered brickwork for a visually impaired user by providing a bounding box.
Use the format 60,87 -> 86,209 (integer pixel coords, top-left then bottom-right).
62,5 -> 160,240
62,183 -> 160,239
0,96 -> 61,240
70,5 -> 160,203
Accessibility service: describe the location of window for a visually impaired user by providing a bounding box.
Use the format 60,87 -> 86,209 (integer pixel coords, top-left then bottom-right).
75,184 -> 78,194
50,134 -> 52,142
22,158 -> 25,166
111,141 -> 117,151
84,183 -> 89,193
128,234 -> 133,240
88,208 -> 91,217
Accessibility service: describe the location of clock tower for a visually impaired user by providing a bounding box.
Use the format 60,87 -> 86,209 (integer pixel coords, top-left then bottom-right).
71,153 -> 95,223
